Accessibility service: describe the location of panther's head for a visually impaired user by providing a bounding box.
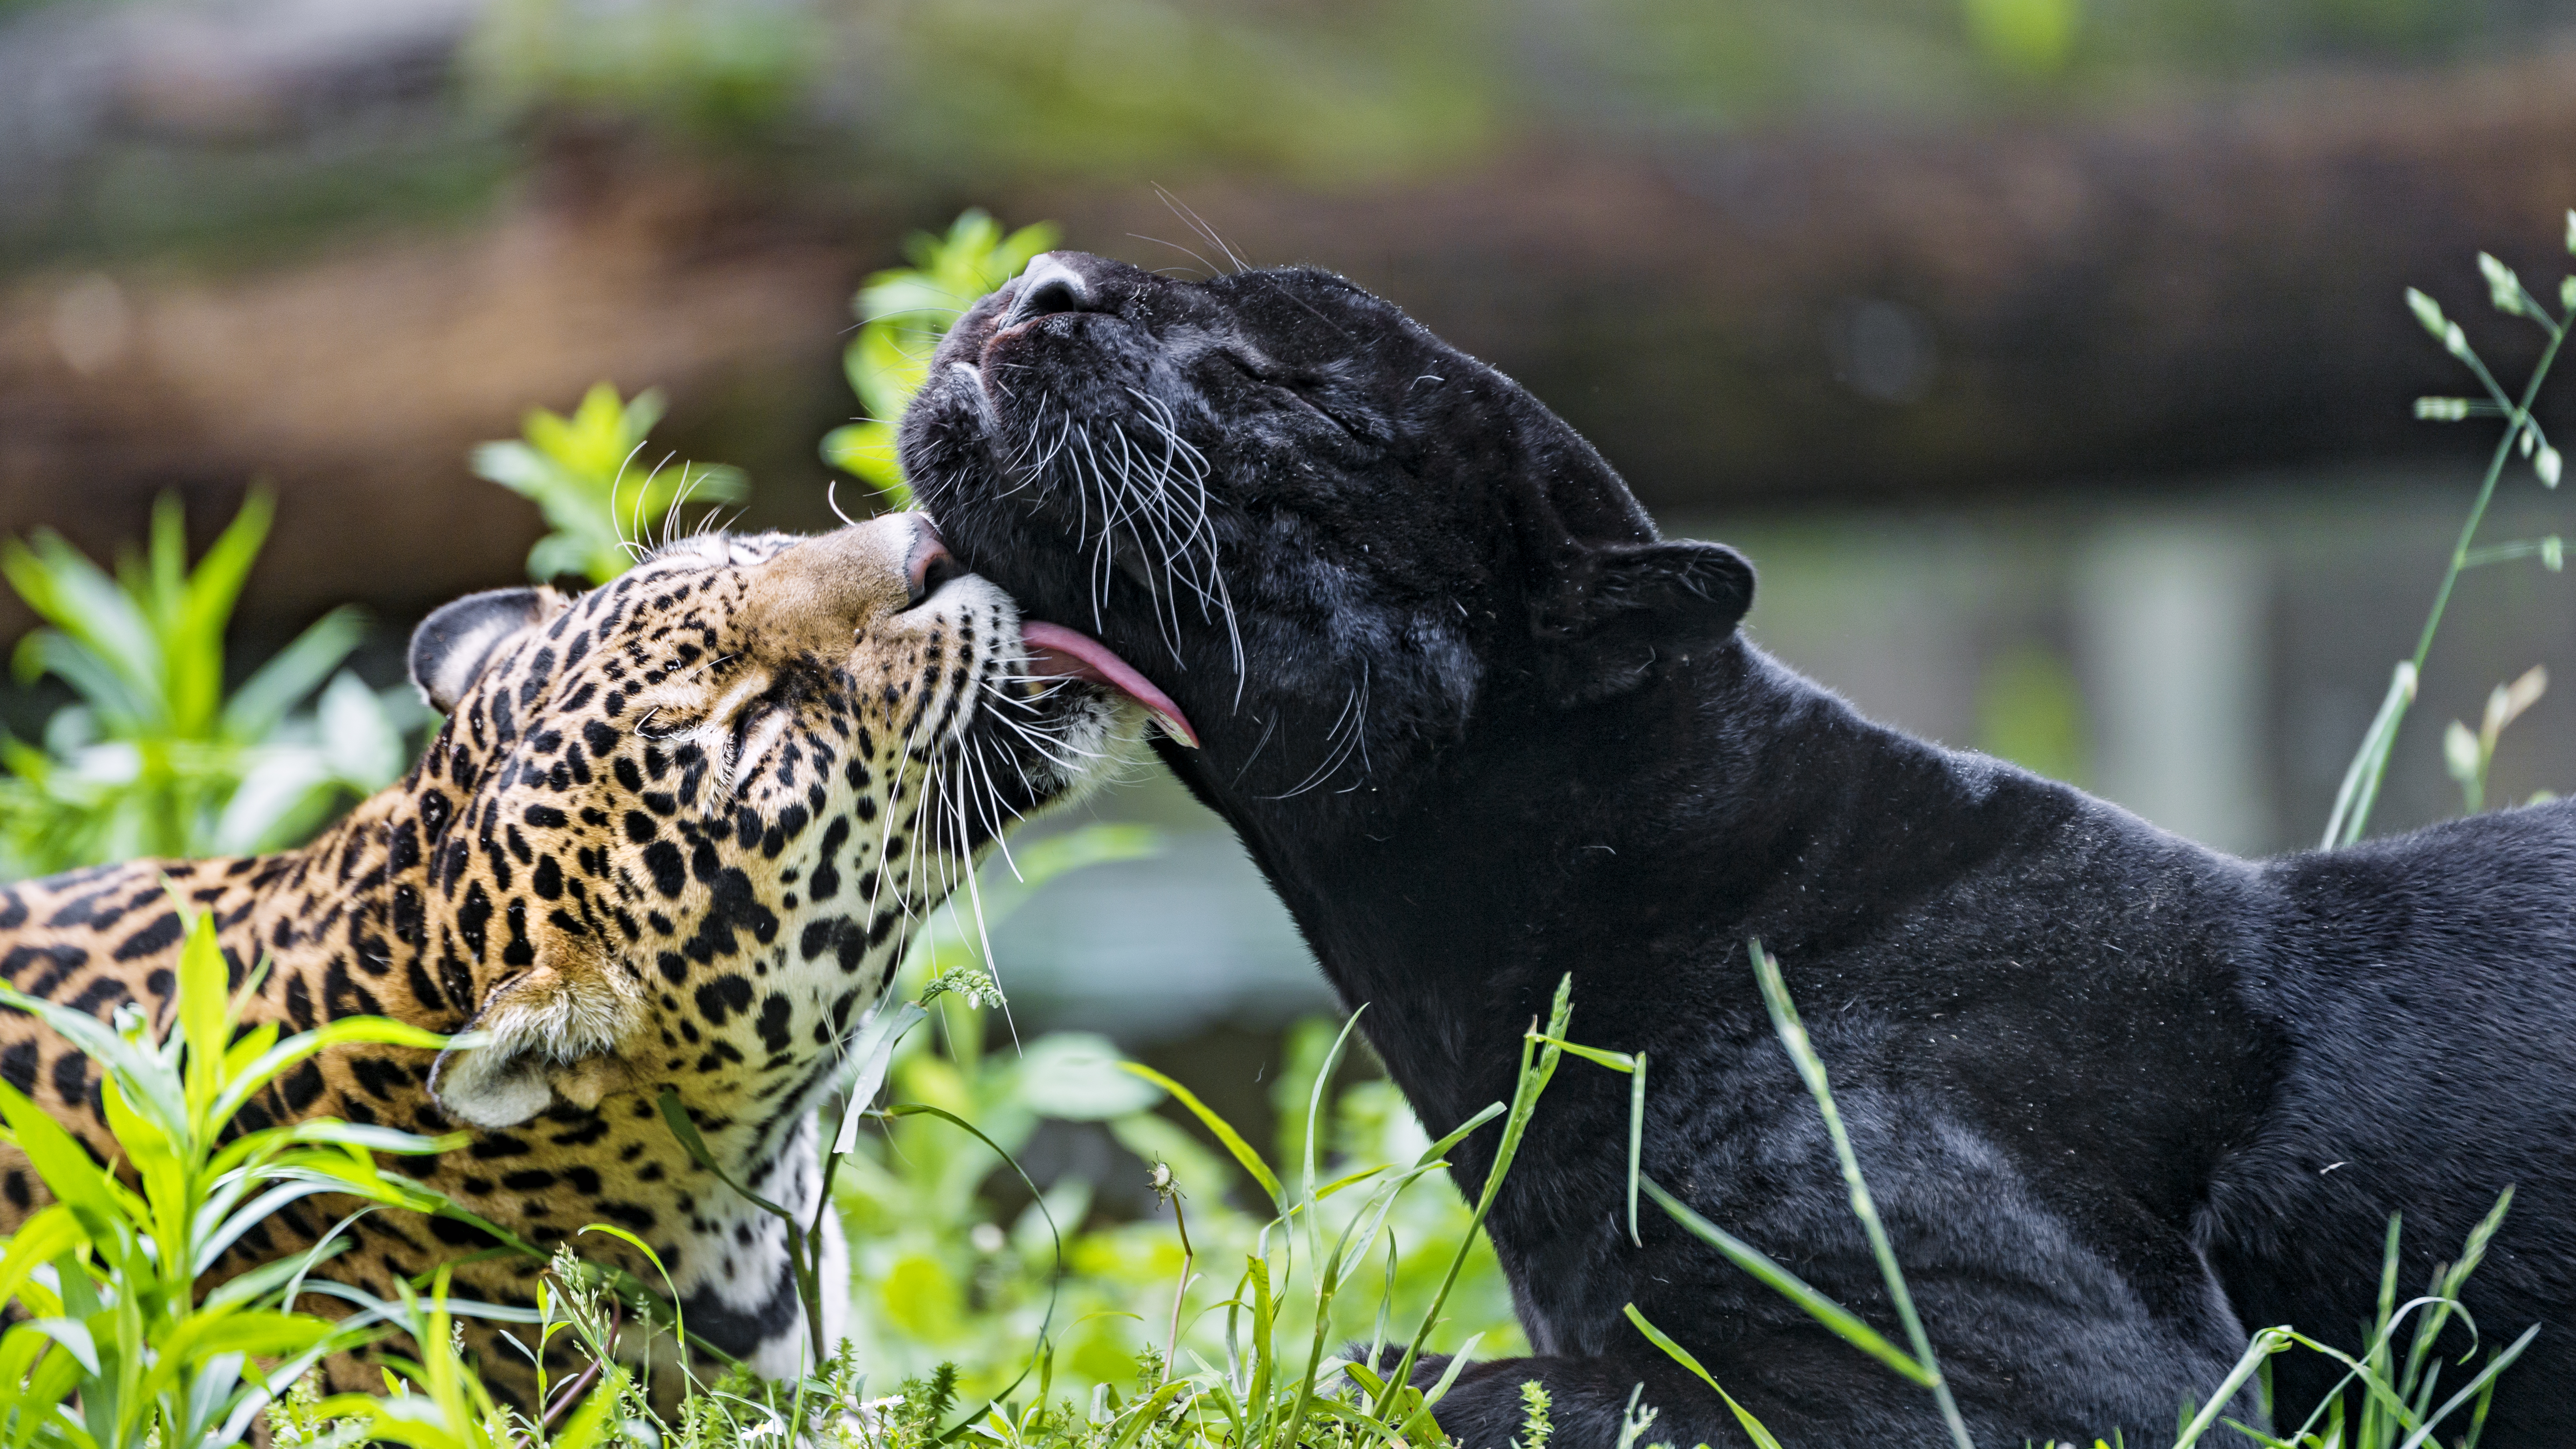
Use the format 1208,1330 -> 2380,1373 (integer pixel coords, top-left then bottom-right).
403,514 -> 1184,1129
902,252 -> 1753,817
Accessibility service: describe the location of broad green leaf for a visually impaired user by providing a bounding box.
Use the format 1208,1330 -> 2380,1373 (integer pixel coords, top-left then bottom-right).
198,1228 -> 349,1304
526,531 -> 604,588
262,1120 -> 459,1156
0,1205 -> 88,1310
883,1252 -> 966,1342
98,1077 -> 186,1261
196,1182 -> 366,1280
171,490 -> 277,735
0,988 -> 158,1102
309,1391 -> 472,1449
831,1000 -> 928,1152
853,321 -> 933,422
221,606 -> 366,744
548,1369 -> 631,1449
219,1019 -> 280,1082
179,909 -> 229,1119
7,532 -> 159,704
12,633 -> 153,733
0,1080 -> 124,1233
20,1316 -> 99,1375
316,671 -> 405,787
144,1310 -> 334,1400
208,1016 -> 452,1127
1018,1033 -> 1165,1121
821,420 -> 908,505
474,381 -> 744,585
657,1088 -> 791,1216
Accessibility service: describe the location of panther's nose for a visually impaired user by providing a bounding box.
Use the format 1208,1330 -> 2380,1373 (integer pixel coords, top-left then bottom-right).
903,518 -> 962,608
1006,254 -> 1095,326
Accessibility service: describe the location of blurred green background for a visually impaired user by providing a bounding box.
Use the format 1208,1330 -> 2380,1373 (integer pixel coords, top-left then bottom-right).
7,0 -> 2576,1194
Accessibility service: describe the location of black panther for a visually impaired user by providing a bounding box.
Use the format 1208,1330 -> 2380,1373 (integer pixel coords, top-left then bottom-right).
902,251 -> 2576,1445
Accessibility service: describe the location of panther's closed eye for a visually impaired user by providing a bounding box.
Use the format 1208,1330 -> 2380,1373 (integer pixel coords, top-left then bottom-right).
1220,350 -> 1370,445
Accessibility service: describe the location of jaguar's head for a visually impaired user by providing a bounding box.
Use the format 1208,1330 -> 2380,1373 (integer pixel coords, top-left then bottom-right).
404,513 -> 1181,1129
902,252 -> 1753,817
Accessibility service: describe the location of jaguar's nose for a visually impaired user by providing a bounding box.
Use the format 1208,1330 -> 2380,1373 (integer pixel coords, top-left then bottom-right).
903,518 -> 962,608
1005,254 -> 1096,326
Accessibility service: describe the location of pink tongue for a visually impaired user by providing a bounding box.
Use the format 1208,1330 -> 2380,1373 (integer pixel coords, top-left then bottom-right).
1019,620 -> 1201,749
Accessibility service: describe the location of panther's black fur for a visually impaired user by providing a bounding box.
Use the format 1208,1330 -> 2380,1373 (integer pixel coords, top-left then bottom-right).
903,252 -> 2576,1446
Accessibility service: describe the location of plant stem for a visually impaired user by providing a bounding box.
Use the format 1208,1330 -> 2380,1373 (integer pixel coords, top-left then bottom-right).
1163,1194 -> 1193,1385
2335,312 -> 2570,846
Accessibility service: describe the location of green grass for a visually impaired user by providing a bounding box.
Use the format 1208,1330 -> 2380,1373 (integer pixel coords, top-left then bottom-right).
0,907 -> 2528,1449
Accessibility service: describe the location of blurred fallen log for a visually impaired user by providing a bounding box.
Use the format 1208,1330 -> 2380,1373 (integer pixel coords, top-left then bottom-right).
6,50 -> 2576,638
1033,50 -> 2576,510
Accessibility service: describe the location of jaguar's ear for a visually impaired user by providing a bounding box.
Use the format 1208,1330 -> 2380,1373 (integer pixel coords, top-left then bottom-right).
1529,539 -> 1754,706
429,963 -> 642,1129
409,587 -> 567,714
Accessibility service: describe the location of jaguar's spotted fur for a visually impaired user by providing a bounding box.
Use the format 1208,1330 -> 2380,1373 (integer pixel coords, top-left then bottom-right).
0,514 -> 1139,1401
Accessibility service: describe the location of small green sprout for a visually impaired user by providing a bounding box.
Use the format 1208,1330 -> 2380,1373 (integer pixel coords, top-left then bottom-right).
472,381 -> 747,586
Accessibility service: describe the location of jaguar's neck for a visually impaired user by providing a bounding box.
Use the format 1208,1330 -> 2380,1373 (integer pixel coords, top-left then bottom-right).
223,781 -> 471,1037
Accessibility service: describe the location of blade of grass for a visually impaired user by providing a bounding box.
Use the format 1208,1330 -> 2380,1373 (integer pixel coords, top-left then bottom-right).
1749,939 -> 1973,1448
1120,1062 -> 1286,1207
2173,1328 -> 2294,1447
883,1102 -> 1067,1443
1529,1033 -> 1649,1247
1370,976 -> 1573,1423
1638,1175 -> 1930,1387
1621,1304 -> 1784,1449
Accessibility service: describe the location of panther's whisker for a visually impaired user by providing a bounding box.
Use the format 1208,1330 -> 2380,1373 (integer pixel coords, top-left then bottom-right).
1263,676 -> 1366,800
1154,185 -> 1249,274
1099,423 -> 1188,657
1230,710 -> 1279,789
638,452 -> 681,552
871,700 -> 938,923
1126,229 -> 1224,279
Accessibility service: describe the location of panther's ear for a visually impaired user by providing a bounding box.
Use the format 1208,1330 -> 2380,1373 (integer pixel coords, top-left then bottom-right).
1529,539 -> 1754,706
429,963 -> 642,1129
409,587 -> 566,714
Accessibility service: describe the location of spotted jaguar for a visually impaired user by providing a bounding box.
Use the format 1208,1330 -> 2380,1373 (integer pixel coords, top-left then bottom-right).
0,513 -> 1191,1402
